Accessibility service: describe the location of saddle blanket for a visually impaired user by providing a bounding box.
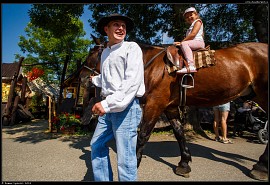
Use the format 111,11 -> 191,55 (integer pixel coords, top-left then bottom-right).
166,49 -> 216,74
194,50 -> 216,69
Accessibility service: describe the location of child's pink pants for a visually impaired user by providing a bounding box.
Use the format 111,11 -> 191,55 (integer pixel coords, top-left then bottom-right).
180,40 -> 205,65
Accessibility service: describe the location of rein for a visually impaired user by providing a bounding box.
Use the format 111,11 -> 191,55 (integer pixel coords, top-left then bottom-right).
89,45 -> 167,73
144,47 -> 167,69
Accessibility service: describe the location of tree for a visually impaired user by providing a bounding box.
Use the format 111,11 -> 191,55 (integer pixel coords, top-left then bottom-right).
87,3 -> 268,47
23,4 -> 91,105
18,22 -> 91,82
252,4 -> 268,43
28,4 -> 85,38
87,4 -> 174,45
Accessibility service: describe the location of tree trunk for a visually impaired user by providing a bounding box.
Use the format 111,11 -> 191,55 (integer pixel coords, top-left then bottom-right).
57,54 -> 70,112
253,4 -> 268,43
21,77 -> 28,104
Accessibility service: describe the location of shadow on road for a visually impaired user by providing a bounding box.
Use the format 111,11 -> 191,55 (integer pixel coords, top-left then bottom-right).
141,140 -> 258,178
2,119 -> 262,181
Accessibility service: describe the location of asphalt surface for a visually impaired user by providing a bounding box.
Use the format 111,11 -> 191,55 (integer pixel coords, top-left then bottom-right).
2,119 -> 267,182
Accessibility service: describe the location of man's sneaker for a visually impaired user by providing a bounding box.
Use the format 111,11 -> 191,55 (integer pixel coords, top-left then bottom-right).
176,65 -> 197,73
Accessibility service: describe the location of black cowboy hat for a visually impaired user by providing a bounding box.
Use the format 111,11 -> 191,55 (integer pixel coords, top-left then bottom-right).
97,13 -> 134,36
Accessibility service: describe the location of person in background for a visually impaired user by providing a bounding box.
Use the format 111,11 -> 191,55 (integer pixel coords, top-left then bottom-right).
213,102 -> 233,144
174,7 -> 205,73
237,100 -> 258,113
89,13 -> 145,181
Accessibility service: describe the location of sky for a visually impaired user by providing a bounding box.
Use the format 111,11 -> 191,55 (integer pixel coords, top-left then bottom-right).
1,4 -> 94,63
1,4 -> 174,63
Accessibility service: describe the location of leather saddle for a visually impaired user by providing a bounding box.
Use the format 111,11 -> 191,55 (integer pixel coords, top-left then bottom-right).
166,45 -> 210,70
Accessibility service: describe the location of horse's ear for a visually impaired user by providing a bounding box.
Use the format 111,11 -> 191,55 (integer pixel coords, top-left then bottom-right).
91,34 -> 97,40
103,42 -> 108,48
91,34 -> 101,45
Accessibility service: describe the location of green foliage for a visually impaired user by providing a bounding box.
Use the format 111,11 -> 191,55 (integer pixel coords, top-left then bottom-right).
18,21 -> 91,85
28,4 -> 85,38
198,4 -> 258,44
53,112 -> 82,131
167,4 -> 196,41
87,4 -> 174,45
87,4 -> 267,46
152,126 -> 174,135
29,93 -> 45,112
15,4 -> 92,105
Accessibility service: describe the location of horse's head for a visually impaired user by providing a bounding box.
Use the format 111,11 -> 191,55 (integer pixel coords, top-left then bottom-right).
85,34 -> 106,74
80,35 -> 106,87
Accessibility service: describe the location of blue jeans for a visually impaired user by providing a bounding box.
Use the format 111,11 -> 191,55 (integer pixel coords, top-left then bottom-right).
90,98 -> 142,181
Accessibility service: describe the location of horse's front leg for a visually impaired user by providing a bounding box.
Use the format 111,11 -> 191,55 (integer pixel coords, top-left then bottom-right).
164,111 -> 192,178
136,101 -> 164,168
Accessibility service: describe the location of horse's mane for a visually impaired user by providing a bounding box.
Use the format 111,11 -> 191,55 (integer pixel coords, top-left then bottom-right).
100,40 -> 165,50
138,43 -> 165,50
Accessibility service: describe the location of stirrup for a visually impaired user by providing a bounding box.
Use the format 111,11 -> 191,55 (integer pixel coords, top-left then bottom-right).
180,74 -> 194,88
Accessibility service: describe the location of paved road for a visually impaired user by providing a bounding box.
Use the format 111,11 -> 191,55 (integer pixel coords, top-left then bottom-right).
2,119 -> 266,182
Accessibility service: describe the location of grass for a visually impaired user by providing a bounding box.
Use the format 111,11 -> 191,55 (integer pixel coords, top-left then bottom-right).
152,126 -> 174,135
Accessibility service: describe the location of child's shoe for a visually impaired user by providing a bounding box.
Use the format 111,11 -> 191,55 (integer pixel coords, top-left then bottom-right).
176,65 -> 197,73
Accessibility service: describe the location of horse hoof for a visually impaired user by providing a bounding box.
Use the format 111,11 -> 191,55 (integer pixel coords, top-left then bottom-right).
249,169 -> 268,181
177,172 -> 190,178
175,166 -> 191,178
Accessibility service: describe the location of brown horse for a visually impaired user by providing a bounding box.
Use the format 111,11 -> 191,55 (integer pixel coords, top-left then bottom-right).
81,36 -> 268,178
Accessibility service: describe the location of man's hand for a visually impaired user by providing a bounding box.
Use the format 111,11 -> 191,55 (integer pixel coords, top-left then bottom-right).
89,75 -> 95,83
92,102 -> 106,116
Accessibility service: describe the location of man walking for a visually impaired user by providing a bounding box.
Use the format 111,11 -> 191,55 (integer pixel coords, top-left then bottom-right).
90,14 -> 145,181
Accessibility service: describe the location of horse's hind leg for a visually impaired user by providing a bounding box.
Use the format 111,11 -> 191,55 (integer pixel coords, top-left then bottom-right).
164,111 -> 192,178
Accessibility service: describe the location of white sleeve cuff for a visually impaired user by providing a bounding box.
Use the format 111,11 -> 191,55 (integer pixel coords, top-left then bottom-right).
101,99 -> 110,113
